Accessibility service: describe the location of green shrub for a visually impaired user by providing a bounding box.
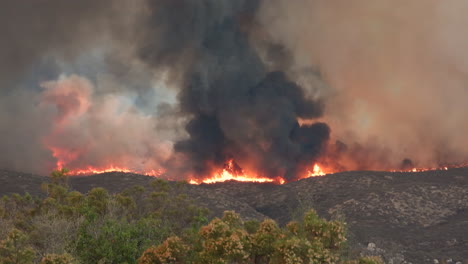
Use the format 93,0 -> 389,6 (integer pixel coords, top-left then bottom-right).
140,209 -> 349,264
0,229 -> 36,264
138,237 -> 188,264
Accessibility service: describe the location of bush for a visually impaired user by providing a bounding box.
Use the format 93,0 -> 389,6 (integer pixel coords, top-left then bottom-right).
39,253 -> 76,264
0,229 -> 36,264
140,209 -> 351,264
138,237 -> 188,264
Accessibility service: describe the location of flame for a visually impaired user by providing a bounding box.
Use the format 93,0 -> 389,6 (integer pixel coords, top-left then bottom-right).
189,159 -> 285,185
308,164 -> 326,177
49,147 -> 80,171
49,146 -> 165,177
188,171 -> 279,185
395,166 -> 450,173
188,161 -> 332,185
67,166 -> 164,176
295,163 -> 329,181
48,138 -> 467,185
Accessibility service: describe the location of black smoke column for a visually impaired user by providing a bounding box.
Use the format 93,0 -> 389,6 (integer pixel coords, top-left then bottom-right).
142,0 -> 330,181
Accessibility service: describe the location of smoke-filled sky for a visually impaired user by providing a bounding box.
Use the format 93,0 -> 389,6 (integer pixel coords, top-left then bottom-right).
1,0 -> 467,179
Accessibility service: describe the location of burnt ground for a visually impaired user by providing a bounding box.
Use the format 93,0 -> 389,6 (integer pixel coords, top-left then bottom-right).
0,168 -> 467,263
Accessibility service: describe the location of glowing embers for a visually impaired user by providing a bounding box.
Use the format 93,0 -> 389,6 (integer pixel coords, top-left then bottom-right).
189,159 -> 285,185
395,166 -> 449,173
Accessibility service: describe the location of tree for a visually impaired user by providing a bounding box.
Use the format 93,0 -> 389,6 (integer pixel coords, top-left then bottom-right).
50,168 -> 70,187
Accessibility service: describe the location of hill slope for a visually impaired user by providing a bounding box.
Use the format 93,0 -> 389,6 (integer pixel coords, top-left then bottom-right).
1,168 -> 467,263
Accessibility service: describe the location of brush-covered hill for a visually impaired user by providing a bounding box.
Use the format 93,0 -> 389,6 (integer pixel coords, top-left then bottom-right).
1,168 -> 467,263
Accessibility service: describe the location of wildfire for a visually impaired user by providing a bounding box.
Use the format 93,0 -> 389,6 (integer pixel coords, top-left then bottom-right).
188,161 -> 330,185
308,164 -> 326,177
49,146 -> 165,177
50,146 -> 467,185
188,171 -> 279,185
66,166 -> 164,176
189,159 -> 285,185
395,166 -> 449,173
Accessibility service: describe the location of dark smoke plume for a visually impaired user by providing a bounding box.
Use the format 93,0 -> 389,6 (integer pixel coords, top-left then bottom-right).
138,0 -> 329,180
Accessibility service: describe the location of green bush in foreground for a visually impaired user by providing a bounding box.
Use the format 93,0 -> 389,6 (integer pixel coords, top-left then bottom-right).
0,229 -> 36,264
138,210 -> 382,264
0,169 -> 208,264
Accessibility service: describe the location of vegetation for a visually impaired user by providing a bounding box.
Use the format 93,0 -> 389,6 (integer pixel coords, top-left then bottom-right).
0,169 -> 382,263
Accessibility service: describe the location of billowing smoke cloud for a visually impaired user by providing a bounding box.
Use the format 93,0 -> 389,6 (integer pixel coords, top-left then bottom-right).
2,0 -> 467,179
0,0 -> 330,180
138,0 -> 329,180
0,0 -> 168,174
41,75 -> 173,174
260,0 -> 468,169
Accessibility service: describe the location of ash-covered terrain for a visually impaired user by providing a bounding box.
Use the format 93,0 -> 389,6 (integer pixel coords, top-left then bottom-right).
1,168 -> 467,263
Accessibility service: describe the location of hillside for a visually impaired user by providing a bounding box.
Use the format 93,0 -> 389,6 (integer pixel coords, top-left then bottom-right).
1,168 -> 467,263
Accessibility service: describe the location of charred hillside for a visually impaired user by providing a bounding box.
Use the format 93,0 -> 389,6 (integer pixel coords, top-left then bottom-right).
1,168 -> 467,263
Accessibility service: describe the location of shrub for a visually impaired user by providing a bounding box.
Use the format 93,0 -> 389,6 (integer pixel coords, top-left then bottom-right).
39,253 -> 76,264
138,237 -> 188,264
140,209 -> 350,264
0,229 -> 36,264
198,211 -> 251,263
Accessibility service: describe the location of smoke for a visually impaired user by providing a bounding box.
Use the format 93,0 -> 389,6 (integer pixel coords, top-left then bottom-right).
0,0 -> 170,174
138,0 -> 328,180
1,0 -> 467,178
0,0 -> 146,90
259,0 -> 468,169
41,74 -> 173,174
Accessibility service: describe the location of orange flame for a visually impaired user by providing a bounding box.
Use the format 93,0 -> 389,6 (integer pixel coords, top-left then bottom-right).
189,159 -> 285,185
67,166 -> 164,176
49,141 -> 467,185
308,164 -> 326,177
188,170 -> 278,185
49,147 -> 165,177
394,166 -> 449,173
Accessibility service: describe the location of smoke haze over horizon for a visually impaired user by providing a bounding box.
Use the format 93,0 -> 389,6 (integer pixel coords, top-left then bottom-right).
0,0 -> 467,179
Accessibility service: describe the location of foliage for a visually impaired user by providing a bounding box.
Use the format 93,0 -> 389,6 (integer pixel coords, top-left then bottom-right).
198,211 -> 251,263
74,217 -> 170,264
0,170 -> 381,264
39,253 -> 76,264
139,210 -> 357,264
138,237 -> 189,264
0,229 -> 36,264
50,168 -> 70,187
0,170 -> 209,264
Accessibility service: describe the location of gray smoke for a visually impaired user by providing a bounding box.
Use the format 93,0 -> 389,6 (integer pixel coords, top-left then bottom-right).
7,0 -> 465,179
0,0 -> 162,174
0,0 -> 330,180
259,0 -> 468,169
